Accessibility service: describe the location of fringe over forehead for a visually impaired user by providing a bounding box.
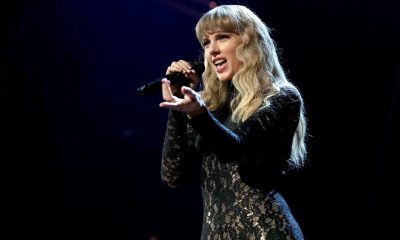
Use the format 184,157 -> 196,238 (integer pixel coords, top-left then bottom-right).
195,5 -> 254,43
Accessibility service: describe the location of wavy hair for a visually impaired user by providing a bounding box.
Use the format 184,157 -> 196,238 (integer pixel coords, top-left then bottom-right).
195,5 -> 307,168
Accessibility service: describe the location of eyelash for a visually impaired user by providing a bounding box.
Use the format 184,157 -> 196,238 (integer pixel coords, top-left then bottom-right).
203,34 -> 229,47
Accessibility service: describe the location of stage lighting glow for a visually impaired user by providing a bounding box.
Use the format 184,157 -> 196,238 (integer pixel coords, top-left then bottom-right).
209,1 -> 217,9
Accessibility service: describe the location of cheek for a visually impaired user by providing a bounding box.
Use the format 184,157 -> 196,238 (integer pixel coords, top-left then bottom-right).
232,62 -> 241,74
229,45 -> 240,62
205,55 -> 213,65
230,52 -> 241,68
205,53 -> 211,60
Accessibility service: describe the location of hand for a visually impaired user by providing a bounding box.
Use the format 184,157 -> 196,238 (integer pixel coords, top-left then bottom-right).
159,79 -> 206,118
165,60 -> 200,92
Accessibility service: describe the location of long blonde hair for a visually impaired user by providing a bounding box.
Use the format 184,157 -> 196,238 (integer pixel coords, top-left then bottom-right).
195,5 -> 307,168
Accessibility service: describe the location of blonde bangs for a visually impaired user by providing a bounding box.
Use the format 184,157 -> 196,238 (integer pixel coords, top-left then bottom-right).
195,8 -> 245,43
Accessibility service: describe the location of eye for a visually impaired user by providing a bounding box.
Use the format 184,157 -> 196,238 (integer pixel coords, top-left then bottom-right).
202,39 -> 210,47
218,34 -> 229,40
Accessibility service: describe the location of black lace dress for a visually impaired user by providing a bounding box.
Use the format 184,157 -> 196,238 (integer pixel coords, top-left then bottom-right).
161,87 -> 304,240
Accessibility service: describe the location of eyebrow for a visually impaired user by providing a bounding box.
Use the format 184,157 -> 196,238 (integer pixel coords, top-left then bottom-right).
202,31 -> 233,39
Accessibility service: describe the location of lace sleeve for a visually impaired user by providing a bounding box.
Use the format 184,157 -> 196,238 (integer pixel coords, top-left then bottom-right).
187,89 -> 301,191
161,110 -> 201,188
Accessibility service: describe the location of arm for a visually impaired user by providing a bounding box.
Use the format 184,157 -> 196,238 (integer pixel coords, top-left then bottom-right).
188,91 -> 300,161
159,61 -> 204,188
161,109 -> 201,188
159,70 -> 301,190
186,108 -> 244,162
188,90 -> 301,190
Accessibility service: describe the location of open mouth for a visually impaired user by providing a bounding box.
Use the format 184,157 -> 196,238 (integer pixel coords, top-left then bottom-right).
213,59 -> 227,72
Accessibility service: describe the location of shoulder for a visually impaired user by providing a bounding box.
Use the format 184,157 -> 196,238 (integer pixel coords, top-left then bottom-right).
251,86 -> 302,123
260,86 -> 302,110
275,86 -> 302,105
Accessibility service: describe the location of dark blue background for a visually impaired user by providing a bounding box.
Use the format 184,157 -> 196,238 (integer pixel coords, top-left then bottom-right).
2,0 -> 398,239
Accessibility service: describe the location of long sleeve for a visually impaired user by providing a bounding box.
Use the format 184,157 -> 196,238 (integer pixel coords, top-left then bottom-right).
161,109 -> 201,188
161,89 -> 305,239
187,88 -> 301,191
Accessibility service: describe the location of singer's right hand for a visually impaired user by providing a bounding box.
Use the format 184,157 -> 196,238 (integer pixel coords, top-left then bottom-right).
166,60 -> 200,92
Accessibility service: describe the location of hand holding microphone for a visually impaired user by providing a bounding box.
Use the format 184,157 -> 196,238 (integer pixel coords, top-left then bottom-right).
137,60 -> 205,96
158,60 -> 206,118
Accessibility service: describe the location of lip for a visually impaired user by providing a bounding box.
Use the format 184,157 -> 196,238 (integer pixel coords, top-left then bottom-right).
212,57 -> 225,64
215,62 -> 226,73
212,58 -> 227,73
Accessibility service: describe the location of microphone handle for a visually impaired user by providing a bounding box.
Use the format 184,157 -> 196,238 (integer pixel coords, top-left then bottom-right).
137,61 -> 204,96
136,73 -> 190,96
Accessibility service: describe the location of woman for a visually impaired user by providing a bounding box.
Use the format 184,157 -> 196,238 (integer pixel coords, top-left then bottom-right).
159,5 -> 307,240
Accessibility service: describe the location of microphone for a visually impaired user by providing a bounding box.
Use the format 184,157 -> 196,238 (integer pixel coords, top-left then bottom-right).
137,61 -> 205,96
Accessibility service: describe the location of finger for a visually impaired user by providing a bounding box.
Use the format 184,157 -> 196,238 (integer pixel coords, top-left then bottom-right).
159,99 -> 184,110
177,60 -> 192,71
165,61 -> 187,75
166,60 -> 192,75
166,65 -> 183,75
161,78 -> 174,101
184,69 -> 197,79
181,86 -> 196,99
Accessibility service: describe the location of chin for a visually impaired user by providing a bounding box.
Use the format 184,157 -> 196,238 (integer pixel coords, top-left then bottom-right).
217,74 -> 232,82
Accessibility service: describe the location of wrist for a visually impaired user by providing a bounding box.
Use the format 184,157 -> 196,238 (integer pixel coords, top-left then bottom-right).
186,107 -> 206,119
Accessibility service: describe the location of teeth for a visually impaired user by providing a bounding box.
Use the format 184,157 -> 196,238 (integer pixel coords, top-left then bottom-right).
214,59 -> 226,65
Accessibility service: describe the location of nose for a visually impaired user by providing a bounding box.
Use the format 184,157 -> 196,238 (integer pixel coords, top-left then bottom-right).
208,41 -> 220,56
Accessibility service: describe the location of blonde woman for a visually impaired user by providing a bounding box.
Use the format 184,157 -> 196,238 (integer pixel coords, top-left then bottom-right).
159,5 -> 307,240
